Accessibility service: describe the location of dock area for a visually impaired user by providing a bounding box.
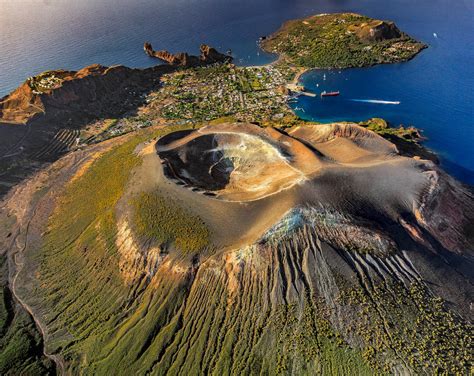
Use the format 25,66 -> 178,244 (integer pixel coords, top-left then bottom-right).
286,83 -> 317,97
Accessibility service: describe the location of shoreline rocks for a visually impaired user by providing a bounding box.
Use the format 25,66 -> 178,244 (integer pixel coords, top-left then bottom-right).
144,42 -> 232,67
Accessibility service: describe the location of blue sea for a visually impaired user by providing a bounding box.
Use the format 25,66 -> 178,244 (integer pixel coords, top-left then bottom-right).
0,0 -> 473,183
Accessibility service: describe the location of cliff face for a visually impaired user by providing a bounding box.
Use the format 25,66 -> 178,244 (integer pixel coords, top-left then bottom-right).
144,42 -> 232,67
355,20 -> 403,42
0,63 -> 173,196
0,81 -> 45,125
0,64 -> 172,127
144,43 -> 195,66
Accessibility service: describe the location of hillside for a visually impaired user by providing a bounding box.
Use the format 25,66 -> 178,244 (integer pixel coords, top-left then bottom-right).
261,13 -> 426,68
0,64 -> 178,198
1,120 -> 472,374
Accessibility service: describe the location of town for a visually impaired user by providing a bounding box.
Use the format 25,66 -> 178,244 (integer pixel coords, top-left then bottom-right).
74,63 -> 300,144
146,63 -> 296,125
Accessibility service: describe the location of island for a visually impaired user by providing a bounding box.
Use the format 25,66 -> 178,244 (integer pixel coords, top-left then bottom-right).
0,13 -> 472,376
261,13 -> 426,68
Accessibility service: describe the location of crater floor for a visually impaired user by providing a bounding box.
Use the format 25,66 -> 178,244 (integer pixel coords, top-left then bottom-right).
156,124 -> 315,201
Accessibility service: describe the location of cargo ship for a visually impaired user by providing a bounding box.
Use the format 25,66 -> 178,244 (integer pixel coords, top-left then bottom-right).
321,91 -> 340,97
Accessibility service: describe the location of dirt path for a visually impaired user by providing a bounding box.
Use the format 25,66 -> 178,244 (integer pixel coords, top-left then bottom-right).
3,146 -> 112,376
9,206 -> 66,374
2,133 -> 133,375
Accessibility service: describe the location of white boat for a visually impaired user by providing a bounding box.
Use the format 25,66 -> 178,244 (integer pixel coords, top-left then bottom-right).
351,99 -> 400,105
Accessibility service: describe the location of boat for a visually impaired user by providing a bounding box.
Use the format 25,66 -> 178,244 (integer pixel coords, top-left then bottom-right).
321,91 -> 340,97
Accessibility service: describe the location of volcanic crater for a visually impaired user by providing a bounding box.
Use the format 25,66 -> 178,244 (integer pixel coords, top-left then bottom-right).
156,124 -> 314,201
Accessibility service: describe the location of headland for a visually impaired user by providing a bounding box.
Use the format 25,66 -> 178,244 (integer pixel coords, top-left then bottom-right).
261,13 -> 426,69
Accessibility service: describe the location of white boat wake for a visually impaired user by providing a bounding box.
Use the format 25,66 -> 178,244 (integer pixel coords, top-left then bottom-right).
350,99 -> 401,105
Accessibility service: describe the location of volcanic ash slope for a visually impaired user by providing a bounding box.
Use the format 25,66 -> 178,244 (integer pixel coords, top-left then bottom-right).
7,122 -> 473,375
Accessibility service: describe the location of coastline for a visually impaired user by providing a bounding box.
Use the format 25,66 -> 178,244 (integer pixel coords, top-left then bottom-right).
0,9 -> 465,185
247,51 -> 438,165
0,52 -> 441,179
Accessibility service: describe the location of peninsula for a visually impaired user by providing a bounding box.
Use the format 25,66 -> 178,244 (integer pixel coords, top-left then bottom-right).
261,13 -> 426,68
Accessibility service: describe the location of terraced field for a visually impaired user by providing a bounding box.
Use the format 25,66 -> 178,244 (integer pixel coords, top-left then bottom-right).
32,129 -> 80,161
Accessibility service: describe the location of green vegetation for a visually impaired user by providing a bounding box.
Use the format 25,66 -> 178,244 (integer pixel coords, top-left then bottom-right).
262,13 -> 426,68
79,115 -> 157,147
132,191 -> 210,252
27,70 -> 70,94
22,125 -> 194,372
271,300 -> 374,375
360,117 -> 420,139
360,118 -> 438,161
34,130 -> 154,357
0,255 -> 54,375
154,63 -> 292,124
4,28 -> 465,374
341,280 -> 473,374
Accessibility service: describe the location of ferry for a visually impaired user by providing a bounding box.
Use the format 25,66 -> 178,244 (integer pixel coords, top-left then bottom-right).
321,91 -> 340,97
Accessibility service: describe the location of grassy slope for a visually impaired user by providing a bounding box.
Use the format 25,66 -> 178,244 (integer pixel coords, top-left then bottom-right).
132,191 -> 210,252
18,124 -> 374,374
360,118 -> 439,162
262,13 -> 426,69
21,125 -> 193,371
341,281 -> 472,374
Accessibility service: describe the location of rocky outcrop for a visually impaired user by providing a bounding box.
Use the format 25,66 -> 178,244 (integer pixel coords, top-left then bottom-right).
0,64 -> 172,127
355,20 -> 403,42
0,81 -> 45,125
144,42 -> 232,67
144,43 -> 195,66
199,44 -> 232,64
0,42 -> 219,198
